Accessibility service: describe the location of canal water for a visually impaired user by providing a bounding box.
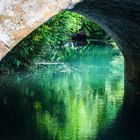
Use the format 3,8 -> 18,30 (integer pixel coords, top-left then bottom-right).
0,45 -> 124,140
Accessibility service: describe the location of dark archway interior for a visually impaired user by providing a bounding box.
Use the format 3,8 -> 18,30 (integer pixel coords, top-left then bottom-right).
0,1 -> 140,139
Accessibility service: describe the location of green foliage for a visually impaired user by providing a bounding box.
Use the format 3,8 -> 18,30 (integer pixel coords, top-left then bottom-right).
0,10 -> 112,72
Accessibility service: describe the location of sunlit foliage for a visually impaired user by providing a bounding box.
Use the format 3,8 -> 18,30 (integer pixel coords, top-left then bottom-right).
0,10 -> 114,72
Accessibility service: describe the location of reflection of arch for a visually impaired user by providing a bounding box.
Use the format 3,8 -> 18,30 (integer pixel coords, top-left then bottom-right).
0,0 -> 140,82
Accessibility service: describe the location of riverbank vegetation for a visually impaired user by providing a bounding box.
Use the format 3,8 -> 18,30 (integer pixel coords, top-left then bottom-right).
0,10 -> 118,73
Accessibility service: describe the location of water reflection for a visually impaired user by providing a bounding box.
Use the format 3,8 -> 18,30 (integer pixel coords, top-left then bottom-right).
0,46 -> 124,140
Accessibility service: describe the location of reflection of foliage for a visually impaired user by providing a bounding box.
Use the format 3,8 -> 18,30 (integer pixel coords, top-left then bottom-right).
0,49 -> 124,140
0,10 -> 114,72
34,101 -> 42,112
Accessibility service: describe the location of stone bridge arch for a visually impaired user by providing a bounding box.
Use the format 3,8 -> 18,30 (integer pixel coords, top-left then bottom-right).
0,0 -> 81,59
0,0 -> 140,82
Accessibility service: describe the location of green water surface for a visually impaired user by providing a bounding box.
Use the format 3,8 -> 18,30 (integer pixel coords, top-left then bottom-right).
0,46 -> 124,140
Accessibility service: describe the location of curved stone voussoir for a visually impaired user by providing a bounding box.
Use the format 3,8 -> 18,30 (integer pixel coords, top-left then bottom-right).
0,41 -> 10,61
